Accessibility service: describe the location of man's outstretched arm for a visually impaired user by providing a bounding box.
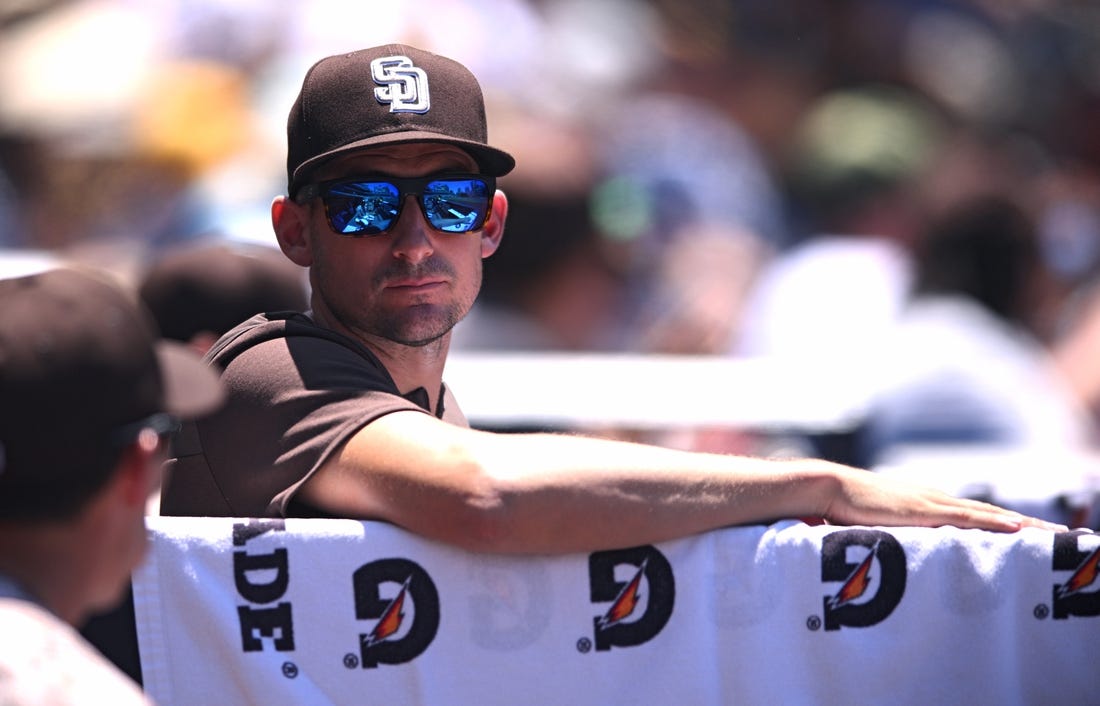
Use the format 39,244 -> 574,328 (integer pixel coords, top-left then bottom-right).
299,410 -> 1065,554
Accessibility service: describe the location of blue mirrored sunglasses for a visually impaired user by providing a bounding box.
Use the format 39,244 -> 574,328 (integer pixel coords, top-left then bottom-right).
296,174 -> 495,236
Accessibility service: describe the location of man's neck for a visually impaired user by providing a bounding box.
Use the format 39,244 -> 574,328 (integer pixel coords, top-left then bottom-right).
0,528 -> 88,626
368,334 -> 450,413
307,309 -> 450,412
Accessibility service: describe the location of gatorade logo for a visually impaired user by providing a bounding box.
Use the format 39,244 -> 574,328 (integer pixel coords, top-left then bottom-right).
587,545 -> 675,651
233,519 -> 295,652
1051,530 -> 1100,620
351,558 -> 440,668
820,529 -> 906,631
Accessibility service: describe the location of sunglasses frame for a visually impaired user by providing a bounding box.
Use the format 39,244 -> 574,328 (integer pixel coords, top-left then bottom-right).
296,173 -> 496,237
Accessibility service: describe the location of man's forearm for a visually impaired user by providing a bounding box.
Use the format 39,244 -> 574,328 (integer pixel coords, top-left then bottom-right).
302,413 -> 1053,555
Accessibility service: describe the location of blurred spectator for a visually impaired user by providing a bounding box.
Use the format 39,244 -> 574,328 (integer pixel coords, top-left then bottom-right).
628,224 -> 765,356
0,1 -> 259,271
1054,277 -> 1100,434
862,195 -> 1094,465
1048,166 -> 1100,429
137,241 -> 308,354
451,185 -> 626,352
591,91 -> 779,355
733,84 -> 943,359
583,1 -> 817,355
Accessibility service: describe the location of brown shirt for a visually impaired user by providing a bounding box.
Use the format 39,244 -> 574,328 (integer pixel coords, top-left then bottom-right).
160,312 -> 466,518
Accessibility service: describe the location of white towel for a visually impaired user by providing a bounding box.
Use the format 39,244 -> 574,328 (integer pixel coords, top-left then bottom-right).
134,517 -> 1098,705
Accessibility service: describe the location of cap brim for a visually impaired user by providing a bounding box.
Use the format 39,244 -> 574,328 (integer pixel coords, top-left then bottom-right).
290,132 -> 515,196
155,341 -> 225,420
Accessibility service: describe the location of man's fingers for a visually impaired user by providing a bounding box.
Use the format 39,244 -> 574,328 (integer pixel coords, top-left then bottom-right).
939,496 -> 1067,533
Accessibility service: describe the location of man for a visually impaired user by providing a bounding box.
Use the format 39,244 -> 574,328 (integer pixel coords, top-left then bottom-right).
0,267 -> 223,702
161,44 -> 1062,550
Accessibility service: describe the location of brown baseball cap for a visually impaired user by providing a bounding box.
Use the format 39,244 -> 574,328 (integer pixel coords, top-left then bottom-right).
0,267 -> 224,519
286,43 -> 515,199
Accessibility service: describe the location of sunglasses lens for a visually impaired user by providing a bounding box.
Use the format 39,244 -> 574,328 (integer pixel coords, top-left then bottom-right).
423,178 -> 492,233
324,182 -> 401,235
317,177 -> 492,235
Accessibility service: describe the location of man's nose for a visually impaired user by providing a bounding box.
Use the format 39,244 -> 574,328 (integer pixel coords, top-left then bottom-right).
389,196 -> 435,263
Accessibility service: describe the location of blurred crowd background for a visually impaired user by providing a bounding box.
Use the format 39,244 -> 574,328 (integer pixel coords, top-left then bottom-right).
2,0 -> 1100,523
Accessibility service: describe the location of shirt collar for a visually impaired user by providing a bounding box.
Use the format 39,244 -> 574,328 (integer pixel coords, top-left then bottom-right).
401,383 -> 447,418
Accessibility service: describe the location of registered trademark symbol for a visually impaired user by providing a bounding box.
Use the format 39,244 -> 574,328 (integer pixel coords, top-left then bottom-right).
576,637 -> 592,654
806,615 -> 822,631
343,653 -> 360,669
1033,603 -> 1050,620
281,662 -> 298,679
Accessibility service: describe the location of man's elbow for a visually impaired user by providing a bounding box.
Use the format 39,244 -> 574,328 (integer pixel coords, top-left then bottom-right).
427,465 -> 527,554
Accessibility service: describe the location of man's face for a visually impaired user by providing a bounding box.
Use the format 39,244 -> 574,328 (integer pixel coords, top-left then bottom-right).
301,143 -> 492,348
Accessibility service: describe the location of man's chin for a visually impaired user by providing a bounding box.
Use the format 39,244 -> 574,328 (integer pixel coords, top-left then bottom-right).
385,318 -> 456,347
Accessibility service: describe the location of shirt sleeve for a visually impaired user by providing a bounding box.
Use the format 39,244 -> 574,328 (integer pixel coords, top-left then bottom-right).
195,332 -> 426,517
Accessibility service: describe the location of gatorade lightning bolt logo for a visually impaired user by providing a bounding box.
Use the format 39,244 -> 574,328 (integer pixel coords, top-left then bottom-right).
350,558 -> 440,668
1051,531 -> 1100,620
827,541 -> 878,610
587,546 -> 675,652
363,577 -> 410,648
597,559 -> 647,629
819,529 -> 906,631
1056,546 -> 1100,599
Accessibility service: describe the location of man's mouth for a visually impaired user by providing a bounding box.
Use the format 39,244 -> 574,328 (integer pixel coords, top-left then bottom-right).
386,278 -> 445,290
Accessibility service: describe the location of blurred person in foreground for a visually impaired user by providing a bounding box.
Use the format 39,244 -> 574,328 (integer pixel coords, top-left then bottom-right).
160,44 -> 1064,550
0,267 -> 223,703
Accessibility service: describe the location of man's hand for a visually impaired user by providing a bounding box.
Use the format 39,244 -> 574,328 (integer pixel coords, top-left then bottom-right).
821,466 -> 1068,532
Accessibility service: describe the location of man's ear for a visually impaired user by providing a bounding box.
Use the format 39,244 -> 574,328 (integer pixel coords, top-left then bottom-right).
272,195 -> 315,267
113,430 -> 162,509
481,190 -> 508,258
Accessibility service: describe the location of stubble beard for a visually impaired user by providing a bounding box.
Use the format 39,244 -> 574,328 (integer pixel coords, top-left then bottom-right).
323,261 -> 480,349
370,301 -> 464,347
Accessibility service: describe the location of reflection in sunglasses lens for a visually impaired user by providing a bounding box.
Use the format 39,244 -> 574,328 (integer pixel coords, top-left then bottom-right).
425,179 -> 490,233
329,183 -> 399,234
321,177 -> 491,236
